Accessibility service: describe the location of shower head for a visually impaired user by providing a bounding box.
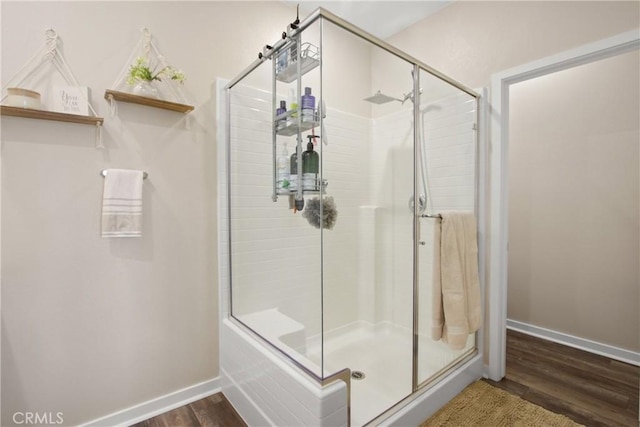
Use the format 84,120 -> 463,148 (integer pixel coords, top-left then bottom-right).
363,90 -> 402,105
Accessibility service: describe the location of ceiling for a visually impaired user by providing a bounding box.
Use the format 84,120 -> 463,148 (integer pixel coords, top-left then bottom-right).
284,1 -> 452,39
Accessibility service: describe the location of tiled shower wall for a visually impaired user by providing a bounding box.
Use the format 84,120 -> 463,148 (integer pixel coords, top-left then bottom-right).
228,84 -> 371,342
371,93 -> 478,333
227,83 -> 476,350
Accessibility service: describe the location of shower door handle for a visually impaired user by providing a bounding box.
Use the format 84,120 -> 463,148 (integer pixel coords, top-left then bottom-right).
415,209 -> 426,246
408,194 -> 426,214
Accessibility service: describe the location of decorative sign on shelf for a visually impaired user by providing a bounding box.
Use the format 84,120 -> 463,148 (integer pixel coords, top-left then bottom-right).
0,29 -> 104,147
52,86 -> 90,115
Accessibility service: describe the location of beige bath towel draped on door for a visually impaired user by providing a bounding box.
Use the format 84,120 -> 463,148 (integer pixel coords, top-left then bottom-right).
431,211 -> 481,350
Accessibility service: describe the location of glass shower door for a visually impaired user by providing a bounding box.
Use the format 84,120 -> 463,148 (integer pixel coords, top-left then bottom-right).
319,18 -> 417,425
226,45 -> 324,378
415,67 -> 479,387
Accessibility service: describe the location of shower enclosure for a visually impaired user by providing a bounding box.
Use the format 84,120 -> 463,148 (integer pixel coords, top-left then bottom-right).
220,8 -> 482,426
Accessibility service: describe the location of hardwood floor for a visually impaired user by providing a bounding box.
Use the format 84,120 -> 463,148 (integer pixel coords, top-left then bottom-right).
486,329 -> 640,427
131,393 -> 246,427
136,330 -> 639,427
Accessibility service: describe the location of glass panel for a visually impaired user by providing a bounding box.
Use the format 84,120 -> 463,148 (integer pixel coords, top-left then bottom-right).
226,10 -> 480,422
416,68 -> 478,386
319,19 -> 416,426
227,20 -> 323,377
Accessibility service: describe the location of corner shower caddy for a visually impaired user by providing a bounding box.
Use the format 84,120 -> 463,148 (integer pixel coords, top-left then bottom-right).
270,36 -> 326,202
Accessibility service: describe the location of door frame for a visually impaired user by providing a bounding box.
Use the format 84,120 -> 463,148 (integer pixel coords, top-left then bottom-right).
486,29 -> 640,381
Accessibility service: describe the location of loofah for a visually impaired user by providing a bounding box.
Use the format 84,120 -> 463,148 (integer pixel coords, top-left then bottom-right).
302,196 -> 338,229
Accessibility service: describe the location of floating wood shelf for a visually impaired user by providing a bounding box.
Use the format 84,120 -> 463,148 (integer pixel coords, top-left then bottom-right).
104,90 -> 194,113
0,105 -> 104,125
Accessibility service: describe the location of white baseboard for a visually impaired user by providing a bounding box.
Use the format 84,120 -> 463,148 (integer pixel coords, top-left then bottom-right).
79,377 -> 220,427
507,319 -> 640,366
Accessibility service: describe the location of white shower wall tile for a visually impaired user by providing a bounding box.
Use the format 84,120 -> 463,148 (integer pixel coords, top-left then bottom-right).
227,85 -> 475,334
228,84 -> 370,342
372,93 -> 477,331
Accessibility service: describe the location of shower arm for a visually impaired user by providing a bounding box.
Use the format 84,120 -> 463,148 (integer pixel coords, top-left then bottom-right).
401,88 -> 424,105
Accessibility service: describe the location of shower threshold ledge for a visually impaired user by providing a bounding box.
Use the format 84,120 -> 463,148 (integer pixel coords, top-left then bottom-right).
221,318 -> 350,426
223,316 -> 482,427
369,351 -> 481,427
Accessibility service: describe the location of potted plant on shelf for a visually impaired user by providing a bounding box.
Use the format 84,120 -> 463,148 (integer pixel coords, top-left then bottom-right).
126,56 -> 185,99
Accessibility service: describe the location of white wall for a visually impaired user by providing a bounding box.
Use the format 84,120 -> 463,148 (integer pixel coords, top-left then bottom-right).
388,1 -> 640,90
508,49 -> 640,352
0,2 -> 297,425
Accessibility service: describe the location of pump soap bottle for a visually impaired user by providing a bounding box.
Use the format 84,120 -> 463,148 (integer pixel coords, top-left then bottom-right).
289,140 -> 300,191
302,135 -> 319,190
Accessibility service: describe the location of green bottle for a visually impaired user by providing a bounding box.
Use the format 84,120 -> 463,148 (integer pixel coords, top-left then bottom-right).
302,136 -> 319,190
290,143 -> 300,191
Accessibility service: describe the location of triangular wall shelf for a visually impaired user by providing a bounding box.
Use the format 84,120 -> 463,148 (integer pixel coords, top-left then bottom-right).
104,28 -> 194,114
0,29 -> 105,132
104,90 -> 193,113
0,106 -> 104,125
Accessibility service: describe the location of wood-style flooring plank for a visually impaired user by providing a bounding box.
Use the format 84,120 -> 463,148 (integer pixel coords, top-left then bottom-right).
131,393 -> 247,427
189,394 -> 247,427
482,376 -> 529,397
521,386 -> 625,427
505,329 -> 639,427
507,330 -> 637,390
132,406 -> 201,427
508,346 -> 631,407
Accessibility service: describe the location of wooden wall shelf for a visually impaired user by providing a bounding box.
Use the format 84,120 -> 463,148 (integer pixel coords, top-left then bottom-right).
104,90 -> 194,113
0,105 -> 104,125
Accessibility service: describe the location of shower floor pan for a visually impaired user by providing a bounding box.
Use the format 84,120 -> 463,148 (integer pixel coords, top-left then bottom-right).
307,322 -> 474,426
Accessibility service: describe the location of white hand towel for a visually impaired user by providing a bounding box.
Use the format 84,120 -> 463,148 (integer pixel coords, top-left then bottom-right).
433,211 -> 482,350
101,169 -> 144,238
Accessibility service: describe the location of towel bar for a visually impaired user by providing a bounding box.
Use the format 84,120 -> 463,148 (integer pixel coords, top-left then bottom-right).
421,213 -> 442,219
101,169 -> 148,179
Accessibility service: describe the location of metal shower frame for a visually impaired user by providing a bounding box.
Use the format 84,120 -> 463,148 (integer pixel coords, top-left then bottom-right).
224,6 -> 481,424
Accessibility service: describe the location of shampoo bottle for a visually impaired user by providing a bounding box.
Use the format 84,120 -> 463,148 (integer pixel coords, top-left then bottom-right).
301,87 -> 315,123
276,100 -> 287,130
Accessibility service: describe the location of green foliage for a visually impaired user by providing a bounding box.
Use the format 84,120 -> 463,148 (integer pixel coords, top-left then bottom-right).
127,57 -> 186,86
